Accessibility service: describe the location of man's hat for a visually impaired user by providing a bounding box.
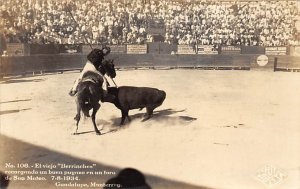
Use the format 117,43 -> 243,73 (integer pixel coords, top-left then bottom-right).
87,48 -> 104,66
87,47 -> 111,67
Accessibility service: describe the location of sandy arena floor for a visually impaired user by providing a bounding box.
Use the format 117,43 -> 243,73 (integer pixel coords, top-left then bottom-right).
0,69 -> 300,189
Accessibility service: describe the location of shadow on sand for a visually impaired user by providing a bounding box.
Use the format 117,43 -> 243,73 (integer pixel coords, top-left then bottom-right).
0,108 -> 31,115
0,99 -> 31,104
0,78 -> 44,84
73,129 -> 118,136
71,108 -> 197,135
110,108 -> 197,126
0,135 -> 213,189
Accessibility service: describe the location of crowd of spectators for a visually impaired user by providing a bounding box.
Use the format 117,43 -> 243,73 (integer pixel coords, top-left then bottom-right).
0,0 -> 299,47
164,0 -> 299,46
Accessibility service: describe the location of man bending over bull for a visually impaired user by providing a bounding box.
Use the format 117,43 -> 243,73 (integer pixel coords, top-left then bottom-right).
69,47 -> 111,97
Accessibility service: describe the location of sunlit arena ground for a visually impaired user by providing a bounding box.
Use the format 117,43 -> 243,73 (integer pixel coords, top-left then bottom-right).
0,69 -> 300,189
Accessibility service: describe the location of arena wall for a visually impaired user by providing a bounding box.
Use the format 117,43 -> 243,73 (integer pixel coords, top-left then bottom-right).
1,44 -> 300,78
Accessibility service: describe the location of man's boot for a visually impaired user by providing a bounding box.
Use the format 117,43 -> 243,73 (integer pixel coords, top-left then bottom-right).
69,89 -> 77,96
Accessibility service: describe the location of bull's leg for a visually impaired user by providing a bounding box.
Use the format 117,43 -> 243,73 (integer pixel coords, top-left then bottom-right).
120,110 -> 126,125
127,116 -> 131,122
92,103 -> 101,135
126,110 -> 131,122
143,106 -> 155,121
120,109 -> 130,125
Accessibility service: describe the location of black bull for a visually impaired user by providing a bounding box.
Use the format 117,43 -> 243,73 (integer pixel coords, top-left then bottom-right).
104,86 -> 166,125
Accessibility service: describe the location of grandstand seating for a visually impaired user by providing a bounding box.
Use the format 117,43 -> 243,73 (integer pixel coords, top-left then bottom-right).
0,0 -> 299,48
